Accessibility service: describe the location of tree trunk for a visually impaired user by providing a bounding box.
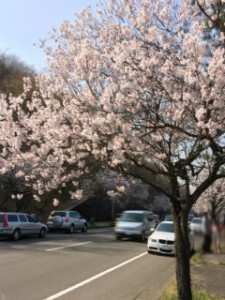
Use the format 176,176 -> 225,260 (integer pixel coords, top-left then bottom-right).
172,205 -> 192,300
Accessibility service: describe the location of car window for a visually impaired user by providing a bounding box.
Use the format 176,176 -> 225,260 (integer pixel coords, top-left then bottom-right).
164,214 -> 173,221
51,211 -> 66,217
188,214 -> 195,222
19,215 -> 27,222
69,212 -> 76,218
120,212 -> 144,222
191,218 -> 202,224
26,215 -> 36,223
76,212 -> 81,219
7,214 -> 18,222
0,214 -> 3,223
156,223 -> 174,233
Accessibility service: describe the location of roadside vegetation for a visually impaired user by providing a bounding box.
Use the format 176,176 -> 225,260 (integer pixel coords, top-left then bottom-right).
160,252 -> 220,300
160,278 -> 220,300
190,252 -> 207,267
88,221 -> 114,229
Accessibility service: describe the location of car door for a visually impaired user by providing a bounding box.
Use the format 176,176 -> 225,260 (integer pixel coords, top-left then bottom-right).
26,214 -> 40,235
18,214 -> 29,236
74,212 -> 83,229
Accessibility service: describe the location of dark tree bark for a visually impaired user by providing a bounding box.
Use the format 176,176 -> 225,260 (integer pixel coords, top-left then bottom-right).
172,202 -> 192,300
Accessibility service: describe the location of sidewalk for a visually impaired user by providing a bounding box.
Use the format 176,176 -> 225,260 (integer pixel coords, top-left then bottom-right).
191,252 -> 225,299
136,231 -> 225,300
136,251 -> 225,300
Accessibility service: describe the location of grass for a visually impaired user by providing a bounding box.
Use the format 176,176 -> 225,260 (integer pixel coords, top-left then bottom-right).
88,221 -> 114,229
160,252 -> 220,300
160,278 -> 177,300
160,278 -> 220,300
191,288 -> 220,300
190,251 -> 207,266
219,260 -> 225,266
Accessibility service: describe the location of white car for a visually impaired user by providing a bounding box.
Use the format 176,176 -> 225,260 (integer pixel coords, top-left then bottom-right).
189,217 -> 204,235
147,221 -> 175,255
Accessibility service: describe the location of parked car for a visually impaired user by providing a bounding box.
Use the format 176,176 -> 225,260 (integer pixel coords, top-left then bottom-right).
164,214 -> 173,221
0,212 -> 47,241
164,213 -> 195,223
187,213 -> 195,223
147,221 -> 175,255
47,210 -> 88,233
189,217 -> 204,235
114,210 -> 155,242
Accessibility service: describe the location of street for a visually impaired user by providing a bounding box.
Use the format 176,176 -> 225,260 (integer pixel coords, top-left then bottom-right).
0,228 -> 175,300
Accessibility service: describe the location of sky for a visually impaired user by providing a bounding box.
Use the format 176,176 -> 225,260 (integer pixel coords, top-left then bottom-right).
0,0 -> 98,72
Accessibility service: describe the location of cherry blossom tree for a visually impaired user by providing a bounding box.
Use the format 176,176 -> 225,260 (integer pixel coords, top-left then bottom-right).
195,178 -> 225,219
2,0 -> 225,299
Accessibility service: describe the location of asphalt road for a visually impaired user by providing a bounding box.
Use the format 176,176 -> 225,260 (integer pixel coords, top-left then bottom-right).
0,228 -> 175,300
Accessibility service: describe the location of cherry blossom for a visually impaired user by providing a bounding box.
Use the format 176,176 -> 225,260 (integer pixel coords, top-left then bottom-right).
1,1 -> 225,299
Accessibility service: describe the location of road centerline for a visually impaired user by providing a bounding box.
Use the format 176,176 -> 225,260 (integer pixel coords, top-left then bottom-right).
43,251 -> 147,300
46,241 -> 92,252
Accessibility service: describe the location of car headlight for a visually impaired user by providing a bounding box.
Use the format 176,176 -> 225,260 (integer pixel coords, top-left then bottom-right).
149,238 -> 157,243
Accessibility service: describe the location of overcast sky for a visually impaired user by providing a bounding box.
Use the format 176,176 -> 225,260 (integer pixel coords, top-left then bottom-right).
0,0 -> 98,72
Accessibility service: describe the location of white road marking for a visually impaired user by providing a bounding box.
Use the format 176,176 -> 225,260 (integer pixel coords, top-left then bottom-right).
46,241 -> 92,252
43,252 -> 147,300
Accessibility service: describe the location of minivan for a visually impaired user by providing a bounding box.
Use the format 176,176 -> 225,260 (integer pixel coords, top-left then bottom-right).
114,210 -> 156,242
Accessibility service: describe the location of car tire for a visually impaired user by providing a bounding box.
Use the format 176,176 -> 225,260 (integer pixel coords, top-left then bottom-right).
68,224 -> 75,234
39,227 -> 46,238
82,224 -> 87,233
12,229 -> 21,241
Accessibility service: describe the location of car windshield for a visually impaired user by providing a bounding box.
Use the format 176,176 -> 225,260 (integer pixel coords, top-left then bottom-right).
156,223 -> 174,233
191,218 -> 202,224
119,212 -> 144,222
188,214 -> 194,222
164,214 -> 173,221
51,212 -> 66,217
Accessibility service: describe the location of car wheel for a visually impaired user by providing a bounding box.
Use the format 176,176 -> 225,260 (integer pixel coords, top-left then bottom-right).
82,224 -> 87,233
12,229 -> 21,241
68,224 -> 75,234
39,227 -> 46,238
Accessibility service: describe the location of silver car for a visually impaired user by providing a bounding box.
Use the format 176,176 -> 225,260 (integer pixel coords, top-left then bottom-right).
189,217 -> 204,234
47,210 -> 88,233
114,210 -> 156,242
0,212 -> 47,241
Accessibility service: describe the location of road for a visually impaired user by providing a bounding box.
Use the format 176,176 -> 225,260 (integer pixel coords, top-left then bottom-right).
0,228 -> 175,300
